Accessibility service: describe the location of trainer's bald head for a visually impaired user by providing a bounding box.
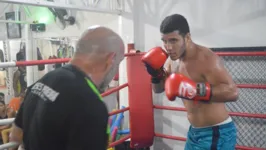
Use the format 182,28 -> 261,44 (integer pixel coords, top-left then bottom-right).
75,25 -> 124,62
72,26 -> 124,92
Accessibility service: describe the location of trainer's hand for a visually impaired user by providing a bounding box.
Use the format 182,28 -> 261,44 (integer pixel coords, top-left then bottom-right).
165,74 -> 212,101
141,47 -> 168,83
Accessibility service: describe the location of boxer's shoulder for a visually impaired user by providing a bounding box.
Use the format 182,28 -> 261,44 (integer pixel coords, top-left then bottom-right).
198,46 -> 217,58
164,58 -> 170,72
165,58 -> 180,73
195,46 -> 220,69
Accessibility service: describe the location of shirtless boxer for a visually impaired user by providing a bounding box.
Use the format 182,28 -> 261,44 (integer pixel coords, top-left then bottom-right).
142,14 -> 238,150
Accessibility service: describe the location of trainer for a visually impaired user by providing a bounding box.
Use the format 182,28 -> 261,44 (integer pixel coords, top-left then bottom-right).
10,26 -> 125,150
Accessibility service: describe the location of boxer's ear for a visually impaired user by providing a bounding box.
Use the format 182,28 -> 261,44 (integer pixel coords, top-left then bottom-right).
185,33 -> 191,43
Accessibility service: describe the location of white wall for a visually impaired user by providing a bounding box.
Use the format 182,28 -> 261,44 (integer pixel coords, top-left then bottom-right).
0,3 -> 123,107
34,12 -> 119,38
131,0 -> 266,52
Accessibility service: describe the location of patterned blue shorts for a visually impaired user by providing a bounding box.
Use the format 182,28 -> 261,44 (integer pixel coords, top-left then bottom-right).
185,122 -> 237,150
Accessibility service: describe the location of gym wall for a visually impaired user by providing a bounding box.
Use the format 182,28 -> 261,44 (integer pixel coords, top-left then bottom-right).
0,2 -> 123,103
0,1 -> 265,149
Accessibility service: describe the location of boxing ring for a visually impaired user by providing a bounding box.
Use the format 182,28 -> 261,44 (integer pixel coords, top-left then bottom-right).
0,44 -> 265,150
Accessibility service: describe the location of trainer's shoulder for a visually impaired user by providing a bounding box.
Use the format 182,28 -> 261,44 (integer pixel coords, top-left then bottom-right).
46,67 -> 74,78
41,67 -> 81,89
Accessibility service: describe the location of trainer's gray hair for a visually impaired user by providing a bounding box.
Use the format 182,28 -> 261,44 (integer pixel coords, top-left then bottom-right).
75,25 -> 124,62
75,26 -> 125,92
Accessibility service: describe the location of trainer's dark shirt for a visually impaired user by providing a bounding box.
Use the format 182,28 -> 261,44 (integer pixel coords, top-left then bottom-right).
14,64 -> 109,150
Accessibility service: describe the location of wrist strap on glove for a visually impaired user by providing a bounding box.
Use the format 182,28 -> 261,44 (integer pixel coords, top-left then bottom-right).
194,83 -> 212,102
197,83 -> 207,97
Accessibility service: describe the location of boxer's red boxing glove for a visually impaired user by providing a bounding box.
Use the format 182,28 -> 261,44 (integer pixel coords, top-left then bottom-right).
165,74 -> 212,101
141,47 -> 168,83
141,47 -> 168,69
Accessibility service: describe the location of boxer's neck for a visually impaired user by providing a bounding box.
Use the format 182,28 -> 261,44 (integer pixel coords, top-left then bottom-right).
182,42 -> 197,61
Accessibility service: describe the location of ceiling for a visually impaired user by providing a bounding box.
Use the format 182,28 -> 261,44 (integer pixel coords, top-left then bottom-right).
0,0 -> 123,40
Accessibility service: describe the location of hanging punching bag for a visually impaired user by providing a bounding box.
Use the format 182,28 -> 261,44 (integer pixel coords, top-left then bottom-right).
17,46 -> 45,71
0,49 -> 4,62
37,47 -> 45,71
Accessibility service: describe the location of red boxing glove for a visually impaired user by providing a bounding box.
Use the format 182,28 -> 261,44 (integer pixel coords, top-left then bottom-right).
141,47 -> 168,83
141,47 -> 168,70
165,74 -> 212,101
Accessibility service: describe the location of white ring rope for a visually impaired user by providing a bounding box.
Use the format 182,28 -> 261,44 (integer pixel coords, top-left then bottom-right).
0,142 -> 19,150
0,62 -> 16,68
0,118 -> 14,126
0,119 -> 18,150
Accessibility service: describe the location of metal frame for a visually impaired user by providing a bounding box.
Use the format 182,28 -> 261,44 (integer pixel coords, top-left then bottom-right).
0,19 -> 36,89
0,1 -> 125,149
0,118 -> 14,126
0,142 -> 19,150
0,0 -> 123,15
2,41 -> 14,100
5,11 -> 22,39
0,19 -> 31,24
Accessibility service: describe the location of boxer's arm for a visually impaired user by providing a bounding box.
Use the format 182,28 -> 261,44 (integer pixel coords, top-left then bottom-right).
204,55 -> 238,102
152,78 -> 166,93
152,59 -> 171,93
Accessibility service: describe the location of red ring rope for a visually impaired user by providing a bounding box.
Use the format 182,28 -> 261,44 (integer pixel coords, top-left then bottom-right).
108,135 -> 130,148
16,58 -> 71,66
101,84 -> 130,148
109,107 -> 129,116
237,84 -> 266,89
8,51 -> 265,67
10,48 -> 266,149
101,83 -> 128,97
215,51 -> 266,56
153,105 -> 266,119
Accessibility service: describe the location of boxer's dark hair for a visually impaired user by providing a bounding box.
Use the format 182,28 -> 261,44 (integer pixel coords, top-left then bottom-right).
160,14 -> 190,37
0,92 -> 4,97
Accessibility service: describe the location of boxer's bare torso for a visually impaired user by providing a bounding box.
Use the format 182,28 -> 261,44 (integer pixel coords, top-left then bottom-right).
166,45 -> 229,127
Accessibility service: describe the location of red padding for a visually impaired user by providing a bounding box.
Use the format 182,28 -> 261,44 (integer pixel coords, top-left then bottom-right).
111,127 -> 118,142
113,72 -> 119,81
127,51 -> 154,148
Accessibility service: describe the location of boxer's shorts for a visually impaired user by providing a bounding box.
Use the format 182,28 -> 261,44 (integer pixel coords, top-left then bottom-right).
185,122 -> 237,150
